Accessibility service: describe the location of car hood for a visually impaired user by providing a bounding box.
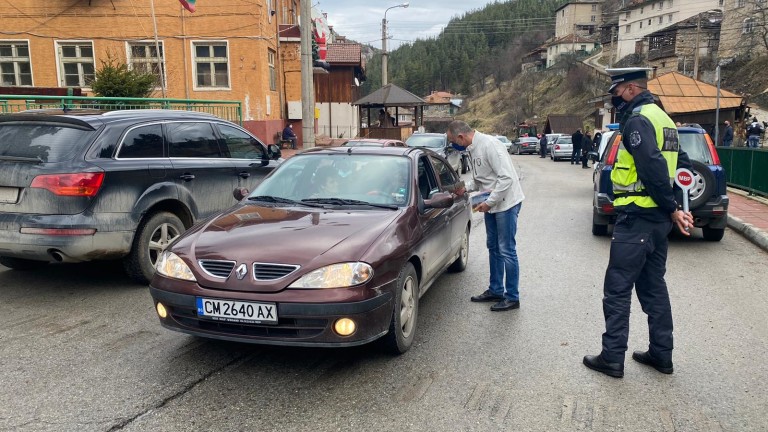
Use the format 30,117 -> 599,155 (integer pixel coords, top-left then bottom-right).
171,204 -> 402,291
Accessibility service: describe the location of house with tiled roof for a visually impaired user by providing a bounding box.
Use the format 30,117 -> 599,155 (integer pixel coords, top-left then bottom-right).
546,34 -> 599,67
312,42 -> 367,140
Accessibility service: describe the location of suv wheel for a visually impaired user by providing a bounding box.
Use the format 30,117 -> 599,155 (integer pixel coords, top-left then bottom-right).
0,256 -> 48,271
702,226 -> 725,241
689,160 -> 715,210
124,211 -> 185,284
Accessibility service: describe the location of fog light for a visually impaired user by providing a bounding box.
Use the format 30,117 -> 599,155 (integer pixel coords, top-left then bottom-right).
156,302 -> 168,319
334,318 -> 356,336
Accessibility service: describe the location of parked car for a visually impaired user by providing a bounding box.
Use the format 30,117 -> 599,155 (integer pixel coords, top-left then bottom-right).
494,135 -> 513,152
591,126 -> 728,240
406,132 -> 464,173
510,137 -> 539,155
0,109 -> 282,283
341,138 -> 406,147
149,146 -> 471,354
550,135 -> 573,161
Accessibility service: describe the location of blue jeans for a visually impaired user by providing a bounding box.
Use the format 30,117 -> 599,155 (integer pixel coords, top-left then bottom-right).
748,136 -> 760,148
484,203 -> 521,301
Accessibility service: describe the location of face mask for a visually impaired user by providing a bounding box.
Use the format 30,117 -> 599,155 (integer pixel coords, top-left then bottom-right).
611,95 -> 628,112
451,143 -> 466,151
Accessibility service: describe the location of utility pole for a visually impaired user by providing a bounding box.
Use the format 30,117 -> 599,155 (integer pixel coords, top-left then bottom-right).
300,0 -> 315,148
693,13 -> 702,80
382,17 -> 389,86
149,0 -> 167,98
610,26 -> 616,67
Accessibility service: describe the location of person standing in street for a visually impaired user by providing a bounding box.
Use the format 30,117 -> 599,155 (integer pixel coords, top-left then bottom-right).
747,117 -> 763,148
282,123 -> 298,149
539,133 -> 548,158
571,128 -> 583,165
447,120 -> 525,312
583,67 -> 694,378
722,121 -> 733,147
581,131 -> 592,168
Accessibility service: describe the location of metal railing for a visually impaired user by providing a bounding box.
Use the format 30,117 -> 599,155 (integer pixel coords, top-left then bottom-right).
0,95 -> 242,124
717,146 -> 768,197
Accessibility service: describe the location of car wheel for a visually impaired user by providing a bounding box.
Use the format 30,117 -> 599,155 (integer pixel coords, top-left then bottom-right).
381,262 -> 419,354
448,226 -> 469,272
689,160 -> 715,210
0,256 -> 48,271
123,211 -> 185,284
516,147 -> 521,155
702,226 -> 725,241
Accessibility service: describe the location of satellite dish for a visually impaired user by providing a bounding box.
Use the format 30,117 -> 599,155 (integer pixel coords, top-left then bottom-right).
354,77 -> 360,87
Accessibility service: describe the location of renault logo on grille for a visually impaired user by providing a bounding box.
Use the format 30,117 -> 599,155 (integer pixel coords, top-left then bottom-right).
235,263 -> 248,280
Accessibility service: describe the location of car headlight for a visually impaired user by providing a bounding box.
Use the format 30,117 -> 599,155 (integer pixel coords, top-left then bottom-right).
289,262 -> 373,289
155,251 -> 197,282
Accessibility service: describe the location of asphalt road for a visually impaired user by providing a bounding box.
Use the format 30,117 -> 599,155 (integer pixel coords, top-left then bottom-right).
1,154 -> 767,432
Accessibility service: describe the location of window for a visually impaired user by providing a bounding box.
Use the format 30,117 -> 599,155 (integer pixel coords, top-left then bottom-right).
668,14 -> 673,22
641,6 -> 644,13
718,0 -> 723,6
625,11 -> 631,19
659,16 -> 663,24
562,10 -> 565,17
581,44 -> 587,51
118,124 -> 164,159
626,24 -> 631,33
659,1 -> 664,7
217,124 -> 265,159
591,4 -> 597,11
193,41 -> 229,88
417,157 -> 439,200
652,2 -> 655,9
591,15 -> 596,22
0,41 -> 32,86
57,41 -> 95,87
736,0 -> 745,6
668,0 -> 673,7
281,0 -> 298,24
127,42 -> 165,87
640,21 -> 643,28
268,49 -> 276,91
743,17 -> 755,34
167,122 -> 222,158
430,156 -> 458,190
648,19 -> 652,25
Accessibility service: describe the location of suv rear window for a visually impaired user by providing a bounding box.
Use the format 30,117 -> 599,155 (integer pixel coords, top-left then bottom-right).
678,132 -> 713,164
0,123 -> 96,162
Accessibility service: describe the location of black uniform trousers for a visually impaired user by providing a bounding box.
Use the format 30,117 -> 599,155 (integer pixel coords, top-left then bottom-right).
571,145 -> 581,164
601,212 -> 674,364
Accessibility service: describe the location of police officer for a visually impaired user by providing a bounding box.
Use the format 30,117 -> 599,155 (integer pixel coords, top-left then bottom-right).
583,68 -> 694,378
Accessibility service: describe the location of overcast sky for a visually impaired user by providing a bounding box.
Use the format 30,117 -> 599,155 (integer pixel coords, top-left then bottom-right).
316,1 -> 496,50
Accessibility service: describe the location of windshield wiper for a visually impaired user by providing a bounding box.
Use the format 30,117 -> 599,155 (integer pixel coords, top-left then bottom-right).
247,195 -> 323,207
302,197 -> 398,210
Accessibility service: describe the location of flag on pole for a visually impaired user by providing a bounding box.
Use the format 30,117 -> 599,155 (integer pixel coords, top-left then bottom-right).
178,0 -> 196,12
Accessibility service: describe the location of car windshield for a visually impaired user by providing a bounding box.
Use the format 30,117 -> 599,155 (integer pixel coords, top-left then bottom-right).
406,135 -> 444,148
249,154 -> 411,207
557,137 -> 573,144
0,123 -> 96,162
678,132 -> 713,164
495,136 -> 511,143
520,138 -> 538,143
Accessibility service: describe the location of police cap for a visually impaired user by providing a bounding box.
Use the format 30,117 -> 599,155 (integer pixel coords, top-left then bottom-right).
606,67 -> 652,93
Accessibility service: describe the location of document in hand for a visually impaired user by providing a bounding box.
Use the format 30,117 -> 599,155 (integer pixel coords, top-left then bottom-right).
470,191 -> 491,212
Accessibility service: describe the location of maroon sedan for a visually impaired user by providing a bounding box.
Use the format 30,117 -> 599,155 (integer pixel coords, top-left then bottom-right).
149,147 -> 471,354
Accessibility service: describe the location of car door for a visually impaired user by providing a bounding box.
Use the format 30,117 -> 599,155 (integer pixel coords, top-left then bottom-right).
430,155 -> 468,259
416,155 -> 451,283
214,123 -> 277,191
166,121 -> 237,218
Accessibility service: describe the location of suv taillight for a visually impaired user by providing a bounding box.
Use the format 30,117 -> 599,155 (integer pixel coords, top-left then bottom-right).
605,135 -> 621,166
30,172 -> 105,197
705,134 -> 721,165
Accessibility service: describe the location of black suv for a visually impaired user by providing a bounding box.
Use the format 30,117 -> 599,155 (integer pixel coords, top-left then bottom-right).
591,126 -> 728,241
0,109 -> 281,283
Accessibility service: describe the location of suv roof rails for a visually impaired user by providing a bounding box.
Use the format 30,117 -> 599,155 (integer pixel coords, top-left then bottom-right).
100,109 -> 219,118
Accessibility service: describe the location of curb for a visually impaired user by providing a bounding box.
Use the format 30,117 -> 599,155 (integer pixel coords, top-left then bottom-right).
727,215 -> 768,252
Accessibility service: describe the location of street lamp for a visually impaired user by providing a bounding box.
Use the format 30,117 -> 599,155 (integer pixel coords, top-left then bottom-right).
382,2 -> 409,86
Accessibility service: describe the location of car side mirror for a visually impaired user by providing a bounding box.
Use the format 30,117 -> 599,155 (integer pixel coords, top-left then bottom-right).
424,192 -> 454,209
267,144 -> 282,160
587,151 -> 599,162
233,187 -> 250,201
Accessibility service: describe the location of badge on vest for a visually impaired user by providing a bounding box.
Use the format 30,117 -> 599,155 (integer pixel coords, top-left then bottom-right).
629,130 -> 642,148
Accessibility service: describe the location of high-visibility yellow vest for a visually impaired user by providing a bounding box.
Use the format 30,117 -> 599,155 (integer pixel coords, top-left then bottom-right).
611,103 -> 679,209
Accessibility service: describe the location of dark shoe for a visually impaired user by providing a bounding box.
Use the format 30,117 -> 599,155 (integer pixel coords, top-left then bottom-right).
583,354 -> 624,378
632,351 -> 673,374
470,290 -> 503,302
490,299 -> 520,311
582,166 -> 589,169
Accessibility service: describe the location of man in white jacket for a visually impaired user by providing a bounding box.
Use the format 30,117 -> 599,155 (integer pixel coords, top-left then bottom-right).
447,120 -> 525,311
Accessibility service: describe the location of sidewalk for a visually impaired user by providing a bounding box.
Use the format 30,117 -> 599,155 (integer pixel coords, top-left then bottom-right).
726,188 -> 768,251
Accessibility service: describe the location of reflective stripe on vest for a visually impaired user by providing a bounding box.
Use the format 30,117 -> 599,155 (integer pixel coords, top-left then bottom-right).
611,103 -> 679,209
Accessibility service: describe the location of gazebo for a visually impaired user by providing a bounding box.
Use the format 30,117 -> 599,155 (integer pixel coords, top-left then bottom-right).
353,83 -> 427,141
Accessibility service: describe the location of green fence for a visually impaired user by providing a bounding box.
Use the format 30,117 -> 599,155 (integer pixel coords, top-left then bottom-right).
0,95 -> 242,124
717,147 -> 768,197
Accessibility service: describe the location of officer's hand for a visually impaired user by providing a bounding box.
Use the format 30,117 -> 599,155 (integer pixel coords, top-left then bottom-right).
474,202 -> 491,213
671,210 -> 694,236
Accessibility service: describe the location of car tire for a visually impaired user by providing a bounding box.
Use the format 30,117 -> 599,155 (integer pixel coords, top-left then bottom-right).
381,262 -> 419,355
689,160 -> 716,210
516,146 -> 521,155
448,226 -> 470,272
702,226 -> 725,241
0,256 -> 48,271
123,211 -> 185,284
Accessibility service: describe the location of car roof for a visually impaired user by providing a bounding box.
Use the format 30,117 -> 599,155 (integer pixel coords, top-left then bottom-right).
0,108 -> 222,127
343,138 -> 401,144
677,126 -> 706,134
407,132 -> 445,137
297,146 -> 416,157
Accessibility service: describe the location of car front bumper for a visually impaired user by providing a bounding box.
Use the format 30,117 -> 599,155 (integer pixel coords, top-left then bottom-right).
149,280 -> 396,348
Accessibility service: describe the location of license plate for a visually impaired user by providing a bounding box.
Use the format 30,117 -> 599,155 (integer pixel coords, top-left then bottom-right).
196,298 -> 277,324
0,187 -> 19,203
